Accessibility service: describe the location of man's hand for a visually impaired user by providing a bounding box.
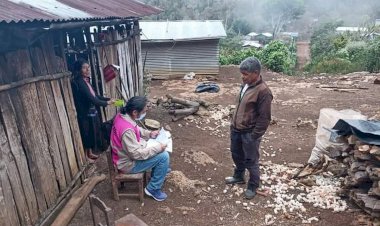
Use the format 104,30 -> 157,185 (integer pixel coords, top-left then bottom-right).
150,130 -> 159,139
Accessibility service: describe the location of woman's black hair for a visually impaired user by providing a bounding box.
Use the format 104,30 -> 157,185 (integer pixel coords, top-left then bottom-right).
121,96 -> 148,115
72,58 -> 89,79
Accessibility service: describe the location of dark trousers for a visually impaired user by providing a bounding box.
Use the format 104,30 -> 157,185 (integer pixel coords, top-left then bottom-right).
230,129 -> 261,189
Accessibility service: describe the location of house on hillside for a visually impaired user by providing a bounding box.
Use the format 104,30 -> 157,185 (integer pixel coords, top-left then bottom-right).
140,20 -> 227,78
245,32 -> 273,45
336,27 -> 367,33
0,1 -> 160,225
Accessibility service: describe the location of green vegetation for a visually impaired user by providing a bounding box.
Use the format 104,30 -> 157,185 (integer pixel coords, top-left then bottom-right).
306,21 -> 380,74
220,38 -> 297,75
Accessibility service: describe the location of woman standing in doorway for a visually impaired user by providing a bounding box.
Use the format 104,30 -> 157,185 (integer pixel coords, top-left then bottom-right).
71,58 -> 114,162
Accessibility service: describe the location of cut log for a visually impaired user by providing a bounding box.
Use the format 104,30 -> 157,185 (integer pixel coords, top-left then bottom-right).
367,166 -> 380,181
166,94 -> 200,108
354,150 -> 372,161
328,148 -> 342,158
370,146 -> 380,156
170,107 -> 199,122
359,145 -> 371,153
195,99 -> 211,108
353,171 -> 370,183
51,174 -> 106,226
317,85 -> 369,90
370,181 -> 380,198
351,162 -> 367,172
169,107 -> 199,116
350,190 -> 380,217
348,135 -> 359,145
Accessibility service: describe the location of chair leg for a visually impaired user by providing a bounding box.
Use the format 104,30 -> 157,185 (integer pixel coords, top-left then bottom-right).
139,179 -> 144,202
112,179 -> 119,201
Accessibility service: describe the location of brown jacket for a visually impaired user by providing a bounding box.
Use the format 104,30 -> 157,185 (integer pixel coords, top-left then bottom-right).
231,78 -> 273,139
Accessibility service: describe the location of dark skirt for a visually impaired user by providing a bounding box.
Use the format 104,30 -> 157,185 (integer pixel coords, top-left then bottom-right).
77,109 -> 102,153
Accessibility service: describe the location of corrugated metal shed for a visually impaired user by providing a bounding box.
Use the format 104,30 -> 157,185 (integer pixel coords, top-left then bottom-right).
140,20 -> 226,41
0,0 -> 162,23
142,39 -> 221,77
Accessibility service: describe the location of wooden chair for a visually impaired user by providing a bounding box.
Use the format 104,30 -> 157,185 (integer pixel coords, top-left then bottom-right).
106,150 -> 145,202
89,194 -> 115,226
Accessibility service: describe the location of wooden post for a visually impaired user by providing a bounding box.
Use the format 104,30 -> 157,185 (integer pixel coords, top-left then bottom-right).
134,21 -> 144,96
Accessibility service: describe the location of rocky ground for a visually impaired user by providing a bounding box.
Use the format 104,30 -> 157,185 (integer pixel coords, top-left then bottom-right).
70,66 -> 380,226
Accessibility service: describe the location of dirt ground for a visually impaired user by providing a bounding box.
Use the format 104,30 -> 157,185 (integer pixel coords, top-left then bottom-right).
70,66 -> 380,226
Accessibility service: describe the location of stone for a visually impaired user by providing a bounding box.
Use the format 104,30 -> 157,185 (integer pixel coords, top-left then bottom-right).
374,78 -> 380,84
288,162 -> 304,168
115,214 -> 148,226
354,150 -> 372,161
164,125 -> 172,131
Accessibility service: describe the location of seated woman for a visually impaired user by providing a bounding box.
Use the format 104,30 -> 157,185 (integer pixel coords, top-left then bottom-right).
71,59 -> 114,162
111,96 -> 170,201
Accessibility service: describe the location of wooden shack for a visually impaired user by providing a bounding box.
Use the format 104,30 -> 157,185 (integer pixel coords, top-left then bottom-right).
0,1 -> 160,225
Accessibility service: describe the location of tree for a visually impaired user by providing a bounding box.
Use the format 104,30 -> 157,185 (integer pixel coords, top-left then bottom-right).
263,0 -> 305,38
231,19 -> 251,35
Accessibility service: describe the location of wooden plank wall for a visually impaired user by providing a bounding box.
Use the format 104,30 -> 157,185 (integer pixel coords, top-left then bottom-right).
0,32 -> 85,226
99,21 -> 144,115
96,29 -> 120,121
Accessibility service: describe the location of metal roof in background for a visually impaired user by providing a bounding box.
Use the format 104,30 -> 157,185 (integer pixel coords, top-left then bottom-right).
0,0 -> 162,23
140,20 -> 227,41
142,39 -> 221,76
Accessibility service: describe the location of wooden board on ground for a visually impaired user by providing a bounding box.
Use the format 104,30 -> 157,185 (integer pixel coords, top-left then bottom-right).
52,174 -> 106,226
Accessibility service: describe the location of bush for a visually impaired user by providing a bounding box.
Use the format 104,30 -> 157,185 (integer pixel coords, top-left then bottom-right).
365,38 -> 380,72
219,40 -> 296,74
345,41 -> 368,71
261,40 -> 294,74
307,21 -> 380,74
219,47 -> 262,66
313,58 -> 353,74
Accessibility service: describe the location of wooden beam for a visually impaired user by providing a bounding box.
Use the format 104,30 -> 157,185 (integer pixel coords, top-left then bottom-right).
51,174 -> 106,226
37,165 -> 88,226
0,72 -> 71,92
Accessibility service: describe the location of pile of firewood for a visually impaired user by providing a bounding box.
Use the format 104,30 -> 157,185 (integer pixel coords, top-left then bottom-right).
339,136 -> 380,217
162,94 -> 210,122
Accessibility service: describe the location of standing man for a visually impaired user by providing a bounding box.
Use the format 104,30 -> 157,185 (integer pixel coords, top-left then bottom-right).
225,57 -> 273,199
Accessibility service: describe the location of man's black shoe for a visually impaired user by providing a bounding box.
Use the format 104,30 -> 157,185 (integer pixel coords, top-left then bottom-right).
245,184 -> 257,199
225,176 -> 245,184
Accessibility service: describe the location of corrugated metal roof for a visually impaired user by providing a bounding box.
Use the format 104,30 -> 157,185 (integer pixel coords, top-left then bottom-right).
336,27 -> 366,32
242,40 -> 262,48
140,20 -> 227,41
0,0 -> 162,23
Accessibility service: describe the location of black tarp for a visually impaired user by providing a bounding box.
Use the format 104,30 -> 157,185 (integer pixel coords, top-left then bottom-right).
332,119 -> 380,145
